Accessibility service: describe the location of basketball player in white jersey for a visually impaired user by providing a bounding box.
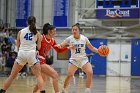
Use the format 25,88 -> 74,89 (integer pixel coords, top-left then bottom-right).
0,16 -> 45,93
56,23 -> 103,93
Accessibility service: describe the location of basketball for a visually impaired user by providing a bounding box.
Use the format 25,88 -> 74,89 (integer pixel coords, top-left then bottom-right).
98,45 -> 109,56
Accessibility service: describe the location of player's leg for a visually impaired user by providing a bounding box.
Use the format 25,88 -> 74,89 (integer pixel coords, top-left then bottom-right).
82,63 -> 93,93
0,50 -> 27,93
41,64 -> 60,93
31,63 -> 46,93
0,63 -> 23,93
28,50 -> 45,93
33,71 -> 47,93
63,64 -> 77,90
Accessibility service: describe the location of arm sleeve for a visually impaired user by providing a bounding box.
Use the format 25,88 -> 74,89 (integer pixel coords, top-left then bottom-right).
52,39 -> 68,53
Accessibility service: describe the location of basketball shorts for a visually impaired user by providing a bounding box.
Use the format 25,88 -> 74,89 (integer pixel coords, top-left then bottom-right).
69,57 -> 89,68
15,50 -> 39,67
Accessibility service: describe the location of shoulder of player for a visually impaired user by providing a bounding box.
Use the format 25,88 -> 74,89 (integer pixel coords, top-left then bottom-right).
21,27 -> 28,31
80,34 -> 88,39
18,29 -> 23,36
67,35 -> 73,39
36,31 -> 41,35
20,27 -> 29,35
17,30 -> 21,36
34,31 -> 40,38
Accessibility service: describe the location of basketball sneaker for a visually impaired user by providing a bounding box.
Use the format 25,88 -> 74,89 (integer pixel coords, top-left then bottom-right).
0,89 -> 6,93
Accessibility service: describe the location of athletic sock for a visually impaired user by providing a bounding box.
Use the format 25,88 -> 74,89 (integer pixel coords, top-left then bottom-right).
85,88 -> 91,93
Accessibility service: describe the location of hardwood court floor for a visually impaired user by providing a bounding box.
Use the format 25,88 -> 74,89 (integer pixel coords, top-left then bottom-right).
0,75 -> 140,93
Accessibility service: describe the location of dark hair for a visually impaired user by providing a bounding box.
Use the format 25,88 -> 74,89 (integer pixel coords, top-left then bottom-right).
27,16 -> 37,35
43,23 -> 56,35
72,23 -> 80,30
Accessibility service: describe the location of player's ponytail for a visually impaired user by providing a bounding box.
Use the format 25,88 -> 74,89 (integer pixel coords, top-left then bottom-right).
27,16 -> 37,35
43,23 -> 55,35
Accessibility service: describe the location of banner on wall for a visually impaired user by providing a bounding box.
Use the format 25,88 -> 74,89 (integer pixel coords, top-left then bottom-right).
96,8 -> 139,19
53,0 -> 69,27
96,0 -> 139,19
16,0 -> 31,27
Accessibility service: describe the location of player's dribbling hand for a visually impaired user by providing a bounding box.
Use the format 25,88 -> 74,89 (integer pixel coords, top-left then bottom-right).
98,45 -> 109,57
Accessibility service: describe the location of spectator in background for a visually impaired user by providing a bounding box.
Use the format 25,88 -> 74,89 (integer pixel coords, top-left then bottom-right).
0,53 -> 3,71
7,33 -> 15,45
4,52 -> 16,75
0,53 -> 2,64
1,44 -> 7,55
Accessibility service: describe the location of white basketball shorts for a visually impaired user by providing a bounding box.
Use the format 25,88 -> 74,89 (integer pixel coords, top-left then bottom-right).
15,50 -> 39,67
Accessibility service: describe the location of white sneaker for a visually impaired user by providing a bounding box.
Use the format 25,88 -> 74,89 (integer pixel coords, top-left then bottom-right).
16,72 -> 21,79
21,72 -> 27,78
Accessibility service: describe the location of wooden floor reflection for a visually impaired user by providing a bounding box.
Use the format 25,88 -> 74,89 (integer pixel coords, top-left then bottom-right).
0,75 -> 140,93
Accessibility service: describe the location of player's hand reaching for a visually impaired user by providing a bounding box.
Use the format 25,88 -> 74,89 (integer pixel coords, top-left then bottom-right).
67,43 -> 75,50
55,43 -> 76,50
54,44 -> 62,49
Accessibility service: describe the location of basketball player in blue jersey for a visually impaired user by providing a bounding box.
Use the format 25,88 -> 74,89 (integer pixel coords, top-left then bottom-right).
56,23 -> 103,93
0,16 -> 46,93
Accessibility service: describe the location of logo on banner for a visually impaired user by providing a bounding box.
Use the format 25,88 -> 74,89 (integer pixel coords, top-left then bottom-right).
105,9 -> 130,18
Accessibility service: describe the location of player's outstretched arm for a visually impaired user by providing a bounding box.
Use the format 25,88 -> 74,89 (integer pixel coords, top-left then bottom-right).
55,41 -> 68,48
86,42 -> 98,54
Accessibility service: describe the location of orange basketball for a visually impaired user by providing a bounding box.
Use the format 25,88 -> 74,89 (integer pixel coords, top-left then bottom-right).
98,45 -> 109,56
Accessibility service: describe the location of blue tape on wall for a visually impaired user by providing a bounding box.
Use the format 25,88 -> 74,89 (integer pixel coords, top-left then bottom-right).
16,0 -> 31,27
53,0 -> 69,27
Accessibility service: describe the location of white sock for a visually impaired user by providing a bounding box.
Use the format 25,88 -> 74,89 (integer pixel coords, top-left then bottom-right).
85,88 -> 91,93
62,88 -> 66,92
